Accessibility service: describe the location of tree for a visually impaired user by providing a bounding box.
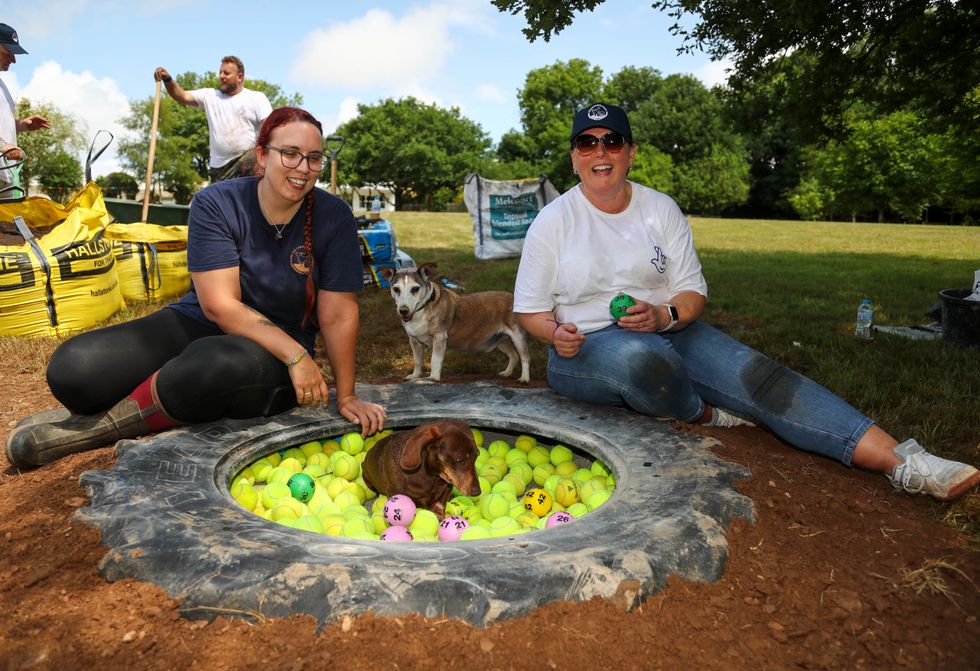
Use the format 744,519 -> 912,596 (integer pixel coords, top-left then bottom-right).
494,0 -> 980,139
335,98 -> 491,208
601,66 -> 662,114
12,99 -> 86,202
118,71 -> 301,203
96,171 -> 140,199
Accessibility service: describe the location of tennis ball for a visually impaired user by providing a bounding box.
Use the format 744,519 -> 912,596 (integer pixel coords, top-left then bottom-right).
591,459 -> 610,477
566,502 -> 589,518
267,465 -> 294,485
306,452 -> 331,470
578,476 -> 608,504
586,489 -> 612,510
371,514 -> 388,535
237,467 -> 256,485
554,478 -> 580,507
333,491 -> 362,512
342,516 -> 374,537
446,495 -> 474,517
272,498 -> 304,521
340,432 -> 364,455
276,518 -> 298,529
342,505 -> 369,520
509,462 -> 534,487
607,474 -> 617,489
371,495 -> 389,516
231,481 -> 258,511
320,514 -> 346,535
380,525 -> 414,542
546,511 -> 574,527
527,445 -> 550,467
483,440 -> 506,459
472,517 -> 492,530
250,459 -> 273,483
460,526 -> 491,540
463,506 -> 484,523
470,427 -> 484,447
549,445 -> 574,466
356,476 -> 376,500
555,461 -> 579,478
489,516 -> 522,537
287,473 -> 316,503
572,467 -> 594,486
325,476 -> 348,500
532,463 -> 556,486
302,463 -> 327,480
504,473 -> 526,494
514,435 -> 537,452
343,480 -> 368,505
479,464 -> 503,486
264,451 -> 282,467
486,456 -> 509,473
261,481 -> 291,510
509,500 -> 526,519
491,479 -> 519,499
480,492 -> 511,520
408,509 -> 440,537
609,292 -> 636,320
307,489 -> 339,517
438,515 -> 470,541
294,515 -> 325,533
383,494 -> 417,527
522,488 -> 553,517
478,476 -> 492,497
504,448 -> 528,467
321,439 -> 340,456
515,511 -> 540,528
331,452 -> 360,481
282,448 -> 307,465
299,440 -> 323,457
543,474 -> 563,494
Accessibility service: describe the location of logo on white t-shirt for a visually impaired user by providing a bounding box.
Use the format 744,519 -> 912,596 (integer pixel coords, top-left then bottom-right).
587,104 -> 608,121
650,244 -> 668,273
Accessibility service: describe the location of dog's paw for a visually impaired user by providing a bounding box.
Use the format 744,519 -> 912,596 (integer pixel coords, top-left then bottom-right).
404,373 -> 423,381
517,375 -> 530,384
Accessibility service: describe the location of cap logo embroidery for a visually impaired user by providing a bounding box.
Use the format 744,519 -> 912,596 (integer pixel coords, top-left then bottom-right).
587,104 -> 608,121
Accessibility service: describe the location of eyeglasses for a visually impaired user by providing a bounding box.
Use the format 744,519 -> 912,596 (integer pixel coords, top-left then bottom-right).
264,144 -> 326,171
572,131 -> 628,155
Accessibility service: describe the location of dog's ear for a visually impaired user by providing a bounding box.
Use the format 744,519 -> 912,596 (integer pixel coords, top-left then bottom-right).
378,266 -> 396,283
399,424 -> 442,470
418,262 -> 439,281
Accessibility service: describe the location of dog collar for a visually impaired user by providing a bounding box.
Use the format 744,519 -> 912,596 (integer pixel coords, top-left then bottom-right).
404,285 -> 437,321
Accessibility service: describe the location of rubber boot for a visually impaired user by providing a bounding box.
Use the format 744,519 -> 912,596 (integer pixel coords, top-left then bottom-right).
4,373 -> 176,469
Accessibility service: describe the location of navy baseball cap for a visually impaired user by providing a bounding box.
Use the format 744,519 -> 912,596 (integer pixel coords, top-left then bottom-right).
570,102 -> 632,143
0,24 -> 27,55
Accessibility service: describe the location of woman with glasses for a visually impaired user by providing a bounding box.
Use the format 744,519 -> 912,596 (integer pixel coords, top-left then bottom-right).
6,106 -> 387,470
513,102 -> 978,501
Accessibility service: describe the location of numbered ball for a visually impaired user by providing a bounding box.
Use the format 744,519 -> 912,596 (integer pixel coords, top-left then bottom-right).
609,293 -> 636,320
286,473 -> 316,503
546,511 -> 574,527
522,487 -> 553,517
383,494 -> 417,527
437,515 -> 470,541
380,526 -> 414,542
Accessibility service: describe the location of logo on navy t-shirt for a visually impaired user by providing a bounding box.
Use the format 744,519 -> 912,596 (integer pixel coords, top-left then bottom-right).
290,246 -> 310,275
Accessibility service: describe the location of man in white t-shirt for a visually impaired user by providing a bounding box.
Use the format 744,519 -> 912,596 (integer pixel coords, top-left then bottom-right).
154,56 -> 272,182
0,23 -> 50,191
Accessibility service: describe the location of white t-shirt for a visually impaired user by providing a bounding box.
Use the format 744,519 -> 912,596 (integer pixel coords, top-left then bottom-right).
514,182 -> 709,334
0,78 -> 17,184
189,87 -> 272,168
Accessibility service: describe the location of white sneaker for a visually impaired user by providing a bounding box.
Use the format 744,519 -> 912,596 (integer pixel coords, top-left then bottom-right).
887,439 -> 980,501
704,407 -> 756,428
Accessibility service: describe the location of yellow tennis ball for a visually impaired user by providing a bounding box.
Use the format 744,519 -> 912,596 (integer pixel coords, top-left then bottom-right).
342,517 -> 374,537
302,463 -> 327,479
409,509 -> 440,537
446,496 -> 474,516
331,452 -> 360,481
527,445 -> 550,467
471,427 -> 484,447
342,505 -> 370,520
237,467 -> 256,485
460,526 -> 491,540
250,459 -> 273,483
320,514 -> 346,535
509,462 -> 534,487
478,476 -> 492,497
325,476 -> 348,500
261,481 -> 291,509
299,440 -> 324,458
282,448 -> 307,465
514,435 -> 537,452
295,515 -> 325,533
504,448 -> 528,467
607,474 -> 617,489
487,440 -> 510,459
371,514 -> 388,535
322,439 -> 340,456
543,474 -> 563,494
231,481 -> 258,510
267,465 -> 294,485
504,473 -> 526,493
566,502 -> 590,518
306,452 -> 331,470
371,495 -> 389,516
333,491 -> 362,512
279,457 -> 304,474
479,464 -> 503,486
463,506 -> 484,523
578,476 -> 608,504
549,444 -> 574,466
515,511 -> 539,528
489,517 -> 522,537
264,451 -> 282,467
532,463 -> 556,486
554,478 -> 580,508
340,432 -> 365,455
491,479 -> 519,499
591,459 -> 610,477
480,492 -> 511,520
586,489 -> 612,511
572,467 -> 594,486
272,498 -> 305,521
555,461 -> 578,478
522,487 -> 553,517
276,518 -> 298,529
508,500 -> 526,519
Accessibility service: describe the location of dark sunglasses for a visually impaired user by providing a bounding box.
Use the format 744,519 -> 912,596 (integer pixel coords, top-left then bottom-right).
572,131 -> 628,155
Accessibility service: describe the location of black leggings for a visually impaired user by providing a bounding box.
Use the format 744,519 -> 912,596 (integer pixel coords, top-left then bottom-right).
47,308 -> 297,422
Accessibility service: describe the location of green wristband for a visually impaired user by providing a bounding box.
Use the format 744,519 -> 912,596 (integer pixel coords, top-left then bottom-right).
286,350 -> 308,367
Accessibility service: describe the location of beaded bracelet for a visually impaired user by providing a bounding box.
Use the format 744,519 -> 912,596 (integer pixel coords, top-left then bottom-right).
286,350 -> 308,367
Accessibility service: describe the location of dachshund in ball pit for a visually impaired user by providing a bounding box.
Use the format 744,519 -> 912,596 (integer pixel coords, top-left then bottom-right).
363,420 -> 481,517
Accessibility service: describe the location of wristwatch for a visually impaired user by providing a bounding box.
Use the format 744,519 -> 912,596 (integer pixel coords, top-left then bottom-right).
659,303 -> 679,332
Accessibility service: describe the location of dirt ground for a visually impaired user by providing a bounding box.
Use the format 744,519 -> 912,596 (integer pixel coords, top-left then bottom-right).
1,366 -> 977,671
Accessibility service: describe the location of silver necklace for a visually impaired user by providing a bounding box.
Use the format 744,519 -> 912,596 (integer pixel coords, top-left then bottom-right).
258,195 -> 292,242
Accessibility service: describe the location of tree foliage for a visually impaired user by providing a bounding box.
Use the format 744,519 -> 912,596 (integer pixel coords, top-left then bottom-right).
96,171 -> 140,200
12,99 -> 86,202
335,97 -> 491,209
117,71 -> 301,203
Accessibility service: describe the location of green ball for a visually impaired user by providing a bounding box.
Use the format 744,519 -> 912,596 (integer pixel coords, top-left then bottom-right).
287,473 -> 316,503
609,293 -> 636,320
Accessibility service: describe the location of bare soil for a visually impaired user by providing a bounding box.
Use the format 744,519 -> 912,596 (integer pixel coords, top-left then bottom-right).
1,368 -> 977,671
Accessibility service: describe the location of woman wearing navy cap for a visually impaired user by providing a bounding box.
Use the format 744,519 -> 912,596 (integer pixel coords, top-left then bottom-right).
513,102 -> 979,501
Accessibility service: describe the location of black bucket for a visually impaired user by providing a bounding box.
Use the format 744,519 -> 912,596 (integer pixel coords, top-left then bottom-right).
938,288 -> 980,348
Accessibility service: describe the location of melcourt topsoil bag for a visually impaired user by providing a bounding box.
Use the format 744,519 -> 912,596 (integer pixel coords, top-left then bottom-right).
463,173 -> 559,260
0,183 -> 125,337
104,223 -> 190,302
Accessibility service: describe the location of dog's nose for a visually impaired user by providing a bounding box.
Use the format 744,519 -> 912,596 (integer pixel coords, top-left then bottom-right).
398,308 -> 409,317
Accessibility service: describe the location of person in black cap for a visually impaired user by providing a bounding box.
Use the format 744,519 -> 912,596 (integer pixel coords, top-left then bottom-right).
0,23 -> 50,172
512,101 -> 980,502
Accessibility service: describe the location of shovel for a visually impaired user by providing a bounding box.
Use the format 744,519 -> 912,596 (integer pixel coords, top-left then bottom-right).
141,79 -> 162,223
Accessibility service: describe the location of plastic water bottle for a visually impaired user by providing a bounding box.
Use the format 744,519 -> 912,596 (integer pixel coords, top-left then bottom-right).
370,195 -> 381,218
855,299 -> 874,339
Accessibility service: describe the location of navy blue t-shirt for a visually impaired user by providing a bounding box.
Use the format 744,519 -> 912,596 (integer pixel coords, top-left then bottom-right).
169,177 -> 363,353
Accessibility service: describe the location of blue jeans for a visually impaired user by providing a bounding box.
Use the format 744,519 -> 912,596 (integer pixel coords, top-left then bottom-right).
546,322 -> 873,465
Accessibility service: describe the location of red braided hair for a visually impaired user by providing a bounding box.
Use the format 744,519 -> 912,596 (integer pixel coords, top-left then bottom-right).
302,189 -> 316,325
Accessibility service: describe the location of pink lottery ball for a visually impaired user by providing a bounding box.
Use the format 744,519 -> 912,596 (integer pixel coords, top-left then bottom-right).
380,526 -> 414,542
437,515 -> 470,541
383,494 -> 417,527
545,511 -> 574,528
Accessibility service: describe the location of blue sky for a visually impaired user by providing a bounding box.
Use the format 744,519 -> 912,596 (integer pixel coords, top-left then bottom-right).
3,0 -> 730,176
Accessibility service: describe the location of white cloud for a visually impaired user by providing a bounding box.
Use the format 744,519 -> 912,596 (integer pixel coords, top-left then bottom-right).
14,61 -> 131,177
291,2 -> 484,95
475,83 -> 505,102
693,57 -> 734,88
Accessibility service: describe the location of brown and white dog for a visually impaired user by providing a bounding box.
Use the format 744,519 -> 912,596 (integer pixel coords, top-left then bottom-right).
362,420 -> 481,517
378,263 -> 530,383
